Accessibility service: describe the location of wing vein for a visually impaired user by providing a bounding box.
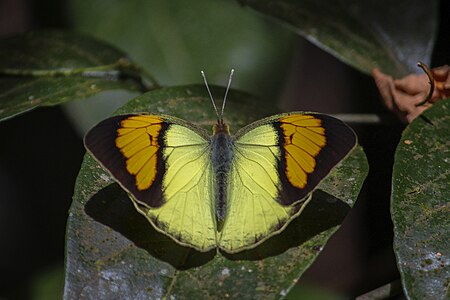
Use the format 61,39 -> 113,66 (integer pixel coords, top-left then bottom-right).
233,147 -> 280,195
163,147 -> 209,192
295,128 -> 325,147
232,163 -> 288,241
134,147 -> 158,175
288,144 -> 315,171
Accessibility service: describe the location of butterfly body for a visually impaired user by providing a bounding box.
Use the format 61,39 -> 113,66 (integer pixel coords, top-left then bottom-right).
211,122 -> 234,225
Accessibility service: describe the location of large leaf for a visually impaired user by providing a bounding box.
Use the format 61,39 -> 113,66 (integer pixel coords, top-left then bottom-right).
64,85 -> 368,299
0,30 -> 157,121
391,100 -> 449,299
239,0 -> 438,76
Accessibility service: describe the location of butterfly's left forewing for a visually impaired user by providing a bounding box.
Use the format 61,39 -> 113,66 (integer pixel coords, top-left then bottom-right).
219,112 -> 357,253
85,114 -> 217,252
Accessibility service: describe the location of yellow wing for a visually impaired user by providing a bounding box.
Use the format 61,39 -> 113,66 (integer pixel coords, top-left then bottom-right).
84,114 -> 217,252
219,113 -> 357,253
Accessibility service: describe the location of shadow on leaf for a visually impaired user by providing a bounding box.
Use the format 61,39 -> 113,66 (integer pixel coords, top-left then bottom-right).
85,185 -> 350,268
85,184 -> 215,270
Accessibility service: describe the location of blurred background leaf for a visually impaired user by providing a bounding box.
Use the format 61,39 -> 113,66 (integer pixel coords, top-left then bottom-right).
68,0 -> 294,96
286,283 -> 345,300
0,31 -> 155,121
391,99 -> 449,299
30,265 -> 64,300
63,0 -> 295,134
239,0 -> 438,77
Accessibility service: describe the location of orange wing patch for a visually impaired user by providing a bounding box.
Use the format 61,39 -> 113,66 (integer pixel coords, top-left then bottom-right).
280,115 -> 326,189
115,115 -> 163,191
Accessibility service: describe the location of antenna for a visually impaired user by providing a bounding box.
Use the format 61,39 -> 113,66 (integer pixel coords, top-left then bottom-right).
201,70 -> 220,121
221,69 -> 234,117
201,69 -> 235,123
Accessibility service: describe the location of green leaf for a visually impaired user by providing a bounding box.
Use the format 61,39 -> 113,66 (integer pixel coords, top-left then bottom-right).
65,85 -> 368,299
0,30 -> 157,121
239,0 -> 438,76
391,100 -> 449,299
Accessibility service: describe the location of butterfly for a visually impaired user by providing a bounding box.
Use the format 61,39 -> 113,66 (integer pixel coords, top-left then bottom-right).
84,70 -> 357,253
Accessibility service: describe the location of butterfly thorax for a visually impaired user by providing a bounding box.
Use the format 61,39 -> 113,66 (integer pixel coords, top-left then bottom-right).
211,122 -> 233,231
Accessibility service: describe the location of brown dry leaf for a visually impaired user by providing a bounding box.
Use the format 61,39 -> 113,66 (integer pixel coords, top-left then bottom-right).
372,65 -> 449,123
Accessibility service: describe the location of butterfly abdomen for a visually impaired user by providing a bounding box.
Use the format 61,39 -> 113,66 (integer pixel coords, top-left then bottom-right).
211,130 -> 234,228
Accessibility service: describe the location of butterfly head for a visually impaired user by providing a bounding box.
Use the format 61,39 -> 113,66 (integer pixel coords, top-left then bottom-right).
213,120 -> 230,135
201,69 -> 234,135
